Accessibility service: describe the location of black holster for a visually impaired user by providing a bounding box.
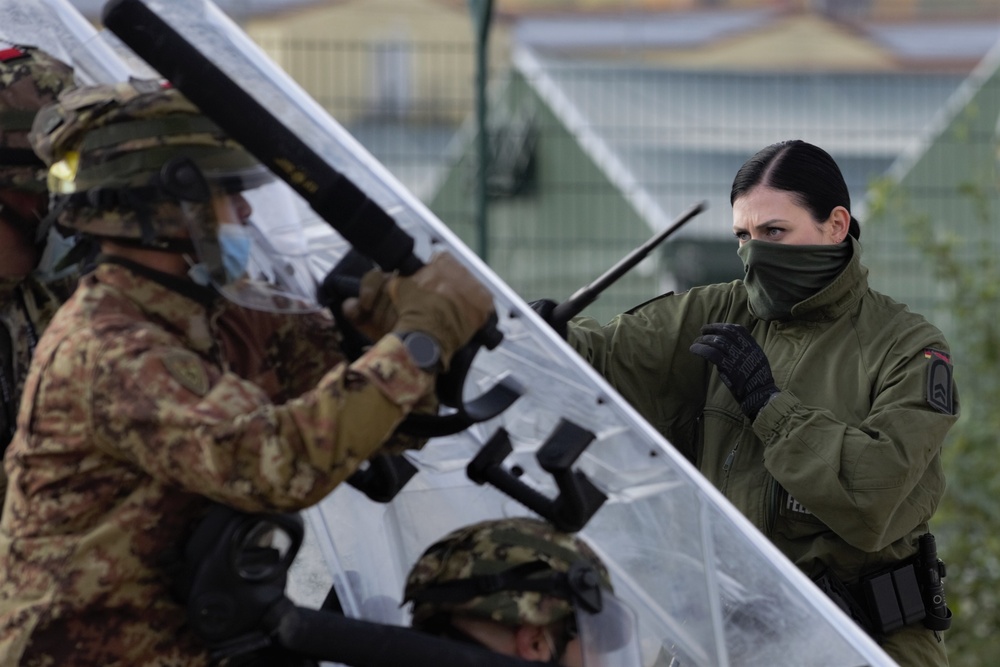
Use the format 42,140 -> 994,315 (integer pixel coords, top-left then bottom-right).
812,532 -> 953,641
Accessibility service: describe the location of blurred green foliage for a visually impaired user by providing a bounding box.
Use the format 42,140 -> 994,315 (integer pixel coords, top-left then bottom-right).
869,175 -> 1000,664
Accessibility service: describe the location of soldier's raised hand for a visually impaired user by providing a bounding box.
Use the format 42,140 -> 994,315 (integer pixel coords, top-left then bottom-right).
392,253 -> 494,370
690,322 -> 779,419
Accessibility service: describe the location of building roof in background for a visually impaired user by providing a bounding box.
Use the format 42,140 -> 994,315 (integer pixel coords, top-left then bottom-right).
67,0 -> 990,240
513,46 -> 965,238
68,0 -> 329,20
72,1 -> 998,72
866,22 -> 1000,64
513,8 -> 779,51
512,10 -> 1000,71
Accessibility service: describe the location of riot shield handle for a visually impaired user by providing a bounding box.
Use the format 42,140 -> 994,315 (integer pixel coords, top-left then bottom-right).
345,453 -> 419,504
318,249 -> 522,444
467,422 -> 607,532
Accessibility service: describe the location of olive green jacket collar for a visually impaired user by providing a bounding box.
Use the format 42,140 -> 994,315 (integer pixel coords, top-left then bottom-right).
788,237 -> 867,323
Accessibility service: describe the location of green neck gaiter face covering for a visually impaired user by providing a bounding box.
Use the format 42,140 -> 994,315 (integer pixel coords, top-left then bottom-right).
738,239 -> 851,321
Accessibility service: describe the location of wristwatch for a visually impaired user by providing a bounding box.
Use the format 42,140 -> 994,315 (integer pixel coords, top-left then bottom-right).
395,331 -> 442,373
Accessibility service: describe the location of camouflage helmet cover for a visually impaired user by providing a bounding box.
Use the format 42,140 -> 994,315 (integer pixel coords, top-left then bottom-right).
0,44 -> 75,193
403,517 -> 612,628
29,79 -> 266,242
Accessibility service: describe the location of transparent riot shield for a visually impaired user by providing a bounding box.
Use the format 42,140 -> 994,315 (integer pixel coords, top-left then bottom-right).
0,0 -> 142,84
102,1 -> 897,665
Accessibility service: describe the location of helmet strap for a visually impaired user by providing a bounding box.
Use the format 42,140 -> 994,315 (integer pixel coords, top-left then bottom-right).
35,195 -> 68,244
405,560 -> 559,606
98,253 -> 217,306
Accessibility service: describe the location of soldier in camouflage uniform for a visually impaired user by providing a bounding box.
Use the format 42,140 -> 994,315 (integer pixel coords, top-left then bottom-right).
0,81 -> 494,666
0,45 -> 78,503
404,517 -> 643,666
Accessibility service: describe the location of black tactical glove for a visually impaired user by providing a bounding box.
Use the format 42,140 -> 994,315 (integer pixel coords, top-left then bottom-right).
316,249 -> 379,360
689,322 -> 779,419
528,298 -> 568,339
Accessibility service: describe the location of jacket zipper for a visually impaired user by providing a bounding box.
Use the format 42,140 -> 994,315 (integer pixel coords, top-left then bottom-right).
765,477 -> 779,536
721,442 -> 739,493
723,446 -> 738,472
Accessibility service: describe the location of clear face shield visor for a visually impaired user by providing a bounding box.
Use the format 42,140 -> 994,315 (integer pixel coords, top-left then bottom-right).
542,561 -> 643,667
167,158 -> 323,313
573,590 -> 643,667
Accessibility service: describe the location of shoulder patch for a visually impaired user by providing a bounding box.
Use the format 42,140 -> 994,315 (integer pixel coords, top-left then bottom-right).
924,348 -> 954,415
161,350 -> 210,397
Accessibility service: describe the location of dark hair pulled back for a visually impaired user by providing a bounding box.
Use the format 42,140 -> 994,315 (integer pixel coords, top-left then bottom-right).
730,139 -> 860,240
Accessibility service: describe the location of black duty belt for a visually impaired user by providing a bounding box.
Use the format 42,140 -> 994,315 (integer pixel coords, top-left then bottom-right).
812,533 -> 952,641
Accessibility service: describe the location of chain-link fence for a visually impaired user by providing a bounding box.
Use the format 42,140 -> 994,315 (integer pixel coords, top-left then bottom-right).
255,36 -> 1000,329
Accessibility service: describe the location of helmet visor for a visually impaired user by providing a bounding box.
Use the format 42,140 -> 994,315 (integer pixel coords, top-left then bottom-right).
177,163 -> 321,314
576,593 -> 643,667
242,180 -> 321,307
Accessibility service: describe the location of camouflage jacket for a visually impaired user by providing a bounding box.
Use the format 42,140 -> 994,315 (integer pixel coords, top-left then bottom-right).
0,274 -> 66,505
0,260 -> 433,666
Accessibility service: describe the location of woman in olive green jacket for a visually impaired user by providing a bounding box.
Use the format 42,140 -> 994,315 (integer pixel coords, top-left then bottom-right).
565,140 -> 957,666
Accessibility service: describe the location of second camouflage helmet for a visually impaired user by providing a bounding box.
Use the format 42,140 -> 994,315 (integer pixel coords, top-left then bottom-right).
403,517 -> 612,629
29,80 -> 269,244
0,44 -> 74,194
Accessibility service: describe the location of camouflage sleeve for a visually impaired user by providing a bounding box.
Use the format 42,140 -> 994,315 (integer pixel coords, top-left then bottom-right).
215,303 -> 346,401
90,332 -> 433,512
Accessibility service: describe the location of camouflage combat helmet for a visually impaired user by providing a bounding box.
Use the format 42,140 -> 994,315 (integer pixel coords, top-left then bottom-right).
0,44 -> 75,242
0,44 -> 74,191
403,517 -> 612,629
29,79 -> 268,245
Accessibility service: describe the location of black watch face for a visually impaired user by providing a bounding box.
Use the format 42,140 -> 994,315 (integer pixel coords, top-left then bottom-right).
404,332 -> 441,370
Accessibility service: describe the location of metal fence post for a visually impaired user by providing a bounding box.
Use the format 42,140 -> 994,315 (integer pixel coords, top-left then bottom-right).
468,0 -> 493,263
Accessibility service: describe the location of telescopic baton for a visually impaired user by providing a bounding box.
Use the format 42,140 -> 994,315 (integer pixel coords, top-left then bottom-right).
548,200 -> 707,329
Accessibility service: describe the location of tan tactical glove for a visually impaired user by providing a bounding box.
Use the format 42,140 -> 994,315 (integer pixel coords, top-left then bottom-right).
393,252 -> 494,369
342,253 -> 494,370
342,269 -> 399,341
